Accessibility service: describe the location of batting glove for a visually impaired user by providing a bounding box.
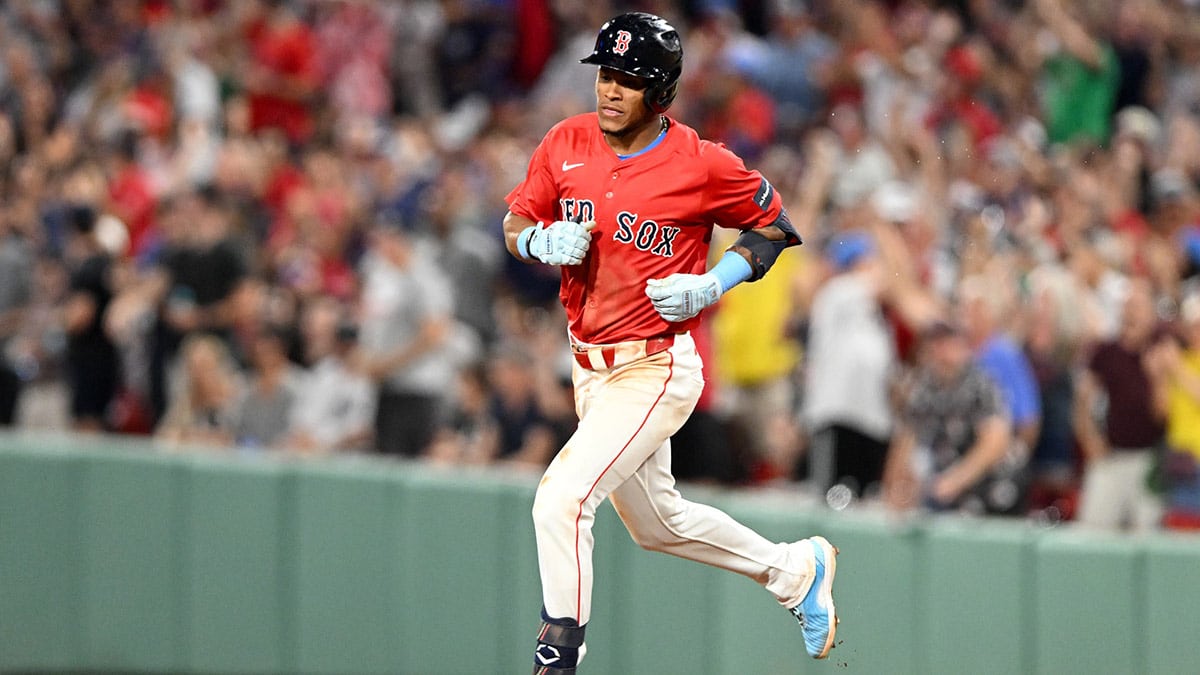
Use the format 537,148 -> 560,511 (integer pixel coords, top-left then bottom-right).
523,220 -> 595,266
645,273 -> 721,323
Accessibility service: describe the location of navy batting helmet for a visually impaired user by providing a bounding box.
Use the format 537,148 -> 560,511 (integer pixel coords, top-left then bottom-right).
580,12 -> 683,114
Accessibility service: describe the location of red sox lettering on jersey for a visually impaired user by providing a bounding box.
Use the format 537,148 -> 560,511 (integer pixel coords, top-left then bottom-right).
506,112 -> 786,345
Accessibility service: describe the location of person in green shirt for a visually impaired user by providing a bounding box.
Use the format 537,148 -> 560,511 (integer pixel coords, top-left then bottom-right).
1034,0 -> 1121,147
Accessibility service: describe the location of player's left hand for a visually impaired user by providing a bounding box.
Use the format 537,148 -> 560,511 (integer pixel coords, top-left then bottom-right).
645,273 -> 721,322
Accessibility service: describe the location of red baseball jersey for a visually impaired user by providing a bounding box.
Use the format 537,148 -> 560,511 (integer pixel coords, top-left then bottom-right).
506,113 -> 788,345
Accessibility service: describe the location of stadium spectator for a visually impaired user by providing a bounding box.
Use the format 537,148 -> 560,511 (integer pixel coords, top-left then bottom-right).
149,188 -> 247,421
389,0 -> 442,119
0,202 -> 34,424
1,36 -> 56,154
313,0 -> 395,125
1109,0 -> 1163,116
7,255 -> 71,430
752,0 -> 836,140
695,45 -> 778,162
1030,0 -> 1120,147
242,0 -> 320,145
269,147 -> 360,302
162,14 -> 222,133
958,274 -> 1042,514
358,219 -> 455,457
803,187 -> 942,500
883,321 -> 1013,514
803,229 -> 894,498
282,294 -> 375,454
62,205 -> 121,431
432,0 -> 517,108
232,326 -> 299,449
1160,291 -> 1200,530
155,332 -> 242,447
103,130 -> 158,259
485,342 -> 558,468
1023,265 -> 1090,518
426,361 -> 499,466
825,102 -> 896,212
1145,167 -> 1200,297
1072,278 -> 1170,531
419,164 -> 505,343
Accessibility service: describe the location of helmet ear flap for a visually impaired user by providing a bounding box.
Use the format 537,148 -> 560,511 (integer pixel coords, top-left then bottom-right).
645,84 -> 670,114
645,68 -> 680,114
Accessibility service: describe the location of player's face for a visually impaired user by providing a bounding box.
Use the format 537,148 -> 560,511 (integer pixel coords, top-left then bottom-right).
595,67 -> 657,137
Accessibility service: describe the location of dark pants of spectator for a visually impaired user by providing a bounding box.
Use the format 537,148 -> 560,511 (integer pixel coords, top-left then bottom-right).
374,389 -> 440,458
807,424 -> 889,499
67,352 -> 118,427
670,410 -> 745,485
0,363 -> 19,425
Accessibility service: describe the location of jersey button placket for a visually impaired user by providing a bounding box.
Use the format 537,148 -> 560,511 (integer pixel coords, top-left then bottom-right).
606,170 -> 618,198
589,167 -> 605,310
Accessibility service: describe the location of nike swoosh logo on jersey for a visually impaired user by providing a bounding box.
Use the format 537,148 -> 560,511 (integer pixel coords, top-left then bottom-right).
562,161 -> 585,172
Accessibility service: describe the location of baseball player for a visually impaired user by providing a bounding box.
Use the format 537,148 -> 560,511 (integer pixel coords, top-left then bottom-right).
503,13 -> 839,674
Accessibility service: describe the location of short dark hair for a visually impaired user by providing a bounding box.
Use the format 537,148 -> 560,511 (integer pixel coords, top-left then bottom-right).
68,204 -> 96,234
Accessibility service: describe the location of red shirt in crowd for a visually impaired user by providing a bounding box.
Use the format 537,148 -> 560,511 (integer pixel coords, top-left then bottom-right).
108,162 -> 158,257
245,15 -> 319,143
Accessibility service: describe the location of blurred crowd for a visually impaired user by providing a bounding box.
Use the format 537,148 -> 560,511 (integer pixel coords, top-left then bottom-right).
3,0 -> 1200,532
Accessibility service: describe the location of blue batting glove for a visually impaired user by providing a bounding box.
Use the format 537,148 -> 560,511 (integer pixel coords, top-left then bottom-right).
645,273 -> 721,322
524,220 -> 595,266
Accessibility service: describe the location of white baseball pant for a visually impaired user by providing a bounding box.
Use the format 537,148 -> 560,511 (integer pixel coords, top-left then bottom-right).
532,332 -> 808,625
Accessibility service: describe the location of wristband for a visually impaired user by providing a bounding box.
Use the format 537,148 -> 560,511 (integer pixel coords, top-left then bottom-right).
708,250 -> 753,293
516,223 -> 541,260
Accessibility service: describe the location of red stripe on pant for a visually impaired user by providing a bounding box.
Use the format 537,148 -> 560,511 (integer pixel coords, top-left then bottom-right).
572,352 -> 674,623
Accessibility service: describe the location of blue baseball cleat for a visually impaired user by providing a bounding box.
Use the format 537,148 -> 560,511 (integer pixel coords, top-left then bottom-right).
788,536 -> 839,659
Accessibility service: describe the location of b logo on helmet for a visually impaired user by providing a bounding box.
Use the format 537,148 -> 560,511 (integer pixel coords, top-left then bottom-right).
613,30 -> 632,55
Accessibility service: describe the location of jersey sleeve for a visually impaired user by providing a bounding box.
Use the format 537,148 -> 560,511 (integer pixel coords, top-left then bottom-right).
505,134 -> 558,223
701,142 -> 790,236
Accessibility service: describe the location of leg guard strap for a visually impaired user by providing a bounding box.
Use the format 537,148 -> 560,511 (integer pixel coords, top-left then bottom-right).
533,610 -> 586,673
537,611 -> 586,648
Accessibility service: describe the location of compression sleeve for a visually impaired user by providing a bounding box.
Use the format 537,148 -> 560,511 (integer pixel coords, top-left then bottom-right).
709,250 -> 753,293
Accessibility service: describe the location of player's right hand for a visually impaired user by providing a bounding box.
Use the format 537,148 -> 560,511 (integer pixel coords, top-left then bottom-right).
528,220 -> 595,266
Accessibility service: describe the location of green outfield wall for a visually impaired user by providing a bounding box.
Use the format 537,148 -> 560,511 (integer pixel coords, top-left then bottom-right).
2,432 -> 1199,674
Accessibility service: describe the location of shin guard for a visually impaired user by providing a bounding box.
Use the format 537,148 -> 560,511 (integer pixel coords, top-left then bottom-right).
532,609 -> 586,674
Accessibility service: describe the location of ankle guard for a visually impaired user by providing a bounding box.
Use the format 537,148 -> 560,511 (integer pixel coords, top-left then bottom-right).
533,610 -> 586,674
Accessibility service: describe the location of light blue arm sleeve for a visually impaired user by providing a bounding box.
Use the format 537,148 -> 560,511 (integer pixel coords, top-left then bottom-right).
709,251 -> 753,294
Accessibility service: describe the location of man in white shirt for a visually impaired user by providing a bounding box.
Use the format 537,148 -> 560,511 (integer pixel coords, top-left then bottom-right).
283,295 -> 375,453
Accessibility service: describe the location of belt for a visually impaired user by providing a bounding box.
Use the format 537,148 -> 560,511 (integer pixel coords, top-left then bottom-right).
571,334 -> 677,371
